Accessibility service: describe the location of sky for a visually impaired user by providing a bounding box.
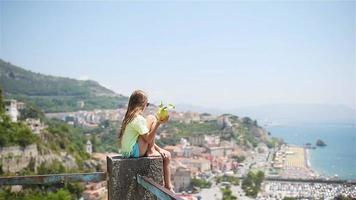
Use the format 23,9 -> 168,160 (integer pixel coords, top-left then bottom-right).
0,1 -> 355,110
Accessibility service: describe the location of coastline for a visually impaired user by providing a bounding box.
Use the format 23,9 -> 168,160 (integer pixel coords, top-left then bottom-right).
267,125 -> 356,180
305,148 -> 310,168
304,147 -> 321,178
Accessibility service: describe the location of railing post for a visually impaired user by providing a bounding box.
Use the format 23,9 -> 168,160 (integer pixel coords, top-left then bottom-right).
107,155 -> 164,200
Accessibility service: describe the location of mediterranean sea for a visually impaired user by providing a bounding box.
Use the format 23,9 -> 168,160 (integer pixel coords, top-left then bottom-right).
267,124 -> 356,180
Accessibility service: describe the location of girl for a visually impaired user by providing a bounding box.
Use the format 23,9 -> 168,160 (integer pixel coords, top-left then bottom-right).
118,90 -> 174,191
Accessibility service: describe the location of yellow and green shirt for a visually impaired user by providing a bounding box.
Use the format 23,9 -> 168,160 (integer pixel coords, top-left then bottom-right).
120,115 -> 149,156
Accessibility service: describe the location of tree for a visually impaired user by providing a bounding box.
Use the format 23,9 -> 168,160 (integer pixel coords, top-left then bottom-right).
44,189 -> 72,200
191,178 -> 212,188
232,155 -> 245,163
216,175 -> 240,186
0,88 -> 4,113
242,170 -> 265,198
19,105 -> 45,121
220,185 -> 237,200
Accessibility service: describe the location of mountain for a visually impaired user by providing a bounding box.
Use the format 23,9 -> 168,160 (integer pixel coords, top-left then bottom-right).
0,59 -> 128,112
175,103 -> 356,125
175,103 -> 224,115
232,104 -> 356,125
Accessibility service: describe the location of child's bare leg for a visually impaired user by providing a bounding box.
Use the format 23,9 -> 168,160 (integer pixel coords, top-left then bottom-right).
163,151 -> 173,190
145,115 -> 160,156
154,146 -> 173,190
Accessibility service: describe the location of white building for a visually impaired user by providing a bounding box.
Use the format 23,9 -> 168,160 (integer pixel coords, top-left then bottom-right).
173,167 -> 191,192
86,140 -> 93,155
4,99 -> 19,122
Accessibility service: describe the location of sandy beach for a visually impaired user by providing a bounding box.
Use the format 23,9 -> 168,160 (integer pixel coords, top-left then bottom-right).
285,146 -> 306,168
273,145 -> 318,179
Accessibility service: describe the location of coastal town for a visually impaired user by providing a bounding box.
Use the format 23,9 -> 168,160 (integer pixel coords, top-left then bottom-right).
1,1 -> 355,200
1,99 -> 355,199
41,103 -> 356,199
1,94 -> 352,199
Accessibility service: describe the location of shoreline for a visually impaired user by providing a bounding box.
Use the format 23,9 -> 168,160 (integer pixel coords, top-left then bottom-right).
268,125 -> 356,181
304,147 -> 321,178
305,147 -> 310,168
279,144 -> 320,179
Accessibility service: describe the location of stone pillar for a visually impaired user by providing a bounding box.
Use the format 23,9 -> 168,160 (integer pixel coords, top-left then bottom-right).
107,155 -> 163,200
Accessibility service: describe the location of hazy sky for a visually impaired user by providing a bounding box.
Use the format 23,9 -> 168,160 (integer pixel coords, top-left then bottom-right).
0,1 -> 355,110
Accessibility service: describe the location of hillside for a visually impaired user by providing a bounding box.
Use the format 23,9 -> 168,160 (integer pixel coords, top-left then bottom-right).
89,112 -> 280,154
157,114 -> 280,149
0,59 -> 128,112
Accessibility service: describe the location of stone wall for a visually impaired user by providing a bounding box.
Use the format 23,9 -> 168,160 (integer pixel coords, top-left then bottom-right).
0,145 -> 77,173
0,144 -> 38,173
107,155 -> 163,200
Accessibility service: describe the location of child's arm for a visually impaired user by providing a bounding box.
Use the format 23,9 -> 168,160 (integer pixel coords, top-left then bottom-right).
140,120 -> 161,143
140,114 -> 168,143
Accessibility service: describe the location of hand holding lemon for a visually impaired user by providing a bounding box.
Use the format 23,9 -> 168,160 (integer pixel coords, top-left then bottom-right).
156,101 -> 175,123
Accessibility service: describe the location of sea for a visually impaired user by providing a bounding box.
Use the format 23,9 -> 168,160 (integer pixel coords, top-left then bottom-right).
267,124 -> 356,180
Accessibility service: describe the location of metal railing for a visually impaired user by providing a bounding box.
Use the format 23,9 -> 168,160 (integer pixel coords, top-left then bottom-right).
0,172 -> 183,200
0,172 -> 106,185
137,175 -> 183,200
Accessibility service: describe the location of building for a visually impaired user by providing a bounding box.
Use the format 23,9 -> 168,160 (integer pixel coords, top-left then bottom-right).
16,101 -> 26,110
188,135 -> 205,146
204,135 -> 220,146
180,158 -> 211,172
173,167 -> 191,192
189,135 -> 221,147
86,140 -> 93,155
4,99 -> 19,122
183,146 -> 193,158
207,147 -> 225,157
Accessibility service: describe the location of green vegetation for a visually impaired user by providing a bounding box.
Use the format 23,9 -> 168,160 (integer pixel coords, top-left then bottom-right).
0,59 -> 111,96
0,182 -> 84,200
12,95 -> 128,113
18,103 -> 45,121
0,114 -> 39,147
220,185 -> 237,200
42,119 -> 90,170
156,120 -> 222,147
266,137 -> 282,148
191,178 -> 212,189
153,114 -> 275,149
0,188 -> 72,200
231,155 -> 245,163
215,175 -> 240,186
241,170 -> 265,198
37,160 -> 66,175
0,88 -> 4,113
0,89 -> 39,147
0,88 -> 90,172
283,197 -> 297,200
166,120 -> 222,136
0,59 -> 128,112
85,121 -> 120,153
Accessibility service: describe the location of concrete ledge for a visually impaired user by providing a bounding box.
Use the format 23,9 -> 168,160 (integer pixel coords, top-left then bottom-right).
107,155 -> 163,200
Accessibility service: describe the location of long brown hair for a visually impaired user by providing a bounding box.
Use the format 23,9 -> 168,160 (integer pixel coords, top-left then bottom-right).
119,90 -> 148,141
